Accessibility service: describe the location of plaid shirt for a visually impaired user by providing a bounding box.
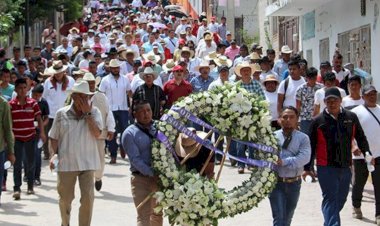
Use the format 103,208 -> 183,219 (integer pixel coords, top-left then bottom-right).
240,80 -> 265,99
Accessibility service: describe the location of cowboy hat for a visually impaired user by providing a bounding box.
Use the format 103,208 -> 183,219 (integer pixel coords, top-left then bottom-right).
49,60 -> 68,74
139,67 -> 158,80
263,74 -> 279,85
175,128 -> 210,158
69,27 -> 80,34
142,53 -> 160,64
195,60 -> 215,72
72,68 -> 89,75
109,59 -> 120,68
281,45 -> 293,54
214,55 -> 232,67
163,59 -> 176,72
204,51 -> 218,61
234,61 -> 255,77
66,80 -> 94,95
83,72 -> 101,87
204,34 -> 213,41
179,46 -> 194,58
252,63 -> 262,73
249,52 -> 261,61
40,68 -> 54,78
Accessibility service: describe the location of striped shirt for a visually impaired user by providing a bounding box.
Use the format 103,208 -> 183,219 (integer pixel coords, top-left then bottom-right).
133,84 -> 166,120
9,97 -> 41,142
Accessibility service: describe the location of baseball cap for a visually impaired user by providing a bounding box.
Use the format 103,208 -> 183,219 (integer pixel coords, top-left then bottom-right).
362,85 -> 378,95
320,61 -> 331,67
324,87 -> 342,100
172,65 -> 183,72
218,65 -> 229,73
226,31 -> 231,36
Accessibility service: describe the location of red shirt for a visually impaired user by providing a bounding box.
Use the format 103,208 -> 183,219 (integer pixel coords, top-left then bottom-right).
163,48 -> 172,63
163,79 -> 192,107
9,97 -> 41,142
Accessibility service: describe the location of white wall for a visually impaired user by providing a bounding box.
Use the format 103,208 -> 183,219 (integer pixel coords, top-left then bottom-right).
302,0 -> 380,88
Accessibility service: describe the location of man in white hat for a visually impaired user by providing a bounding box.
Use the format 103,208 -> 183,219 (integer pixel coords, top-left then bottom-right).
175,17 -> 189,37
273,45 -> 293,80
130,61 -> 163,93
98,59 -> 132,164
49,80 -> 102,226
234,61 -> 265,174
190,60 -> 214,93
83,73 -> 115,191
196,33 -> 217,59
121,33 -> 140,58
132,67 -> 166,120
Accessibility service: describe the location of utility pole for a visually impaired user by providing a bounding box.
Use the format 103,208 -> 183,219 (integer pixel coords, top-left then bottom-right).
25,0 -> 30,45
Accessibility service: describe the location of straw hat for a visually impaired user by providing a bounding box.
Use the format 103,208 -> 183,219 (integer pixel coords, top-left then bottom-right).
195,60 -> 215,72
180,46 -> 194,58
249,52 -> 261,61
252,63 -> 262,73
263,74 -> 279,85
83,72 -> 100,86
66,80 -> 94,95
214,55 -> 232,67
142,53 -> 161,64
204,34 -> 213,41
234,61 -> 255,77
69,27 -> 80,34
49,60 -> 68,74
139,67 -> 158,80
281,45 -> 292,54
163,59 -> 176,72
204,51 -> 218,61
175,128 -> 210,158
72,68 -> 89,75
40,68 -> 54,78
109,59 -> 120,68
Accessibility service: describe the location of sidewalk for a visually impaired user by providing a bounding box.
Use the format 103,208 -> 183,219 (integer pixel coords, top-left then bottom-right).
0,156 -> 376,226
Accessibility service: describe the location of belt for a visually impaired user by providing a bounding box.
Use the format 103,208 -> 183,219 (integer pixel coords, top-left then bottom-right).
132,171 -> 142,176
277,176 -> 301,183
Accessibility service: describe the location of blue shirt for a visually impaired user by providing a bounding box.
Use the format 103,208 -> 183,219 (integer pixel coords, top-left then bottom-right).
190,75 -> 214,93
122,123 -> 157,176
273,59 -> 289,81
274,129 -> 311,178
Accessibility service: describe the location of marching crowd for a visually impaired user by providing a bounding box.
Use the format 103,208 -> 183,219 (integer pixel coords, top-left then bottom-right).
0,0 -> 379,226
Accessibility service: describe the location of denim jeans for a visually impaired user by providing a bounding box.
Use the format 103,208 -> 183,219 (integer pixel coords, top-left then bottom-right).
300,120 -> 312,134
0,151 -> 5,198
317,166 -> 351,226
269,179 -> 301,226
14,139 -> 36,191
109,110 -> 129,158
236,143 -> 254,168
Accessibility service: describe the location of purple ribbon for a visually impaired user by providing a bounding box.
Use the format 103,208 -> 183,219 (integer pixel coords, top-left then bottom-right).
161,114 -> 277,171
156,131 -> 181,164
170,106 -> 278,154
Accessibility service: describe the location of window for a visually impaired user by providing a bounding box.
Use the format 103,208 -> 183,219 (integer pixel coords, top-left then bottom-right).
319,38 -> 330,62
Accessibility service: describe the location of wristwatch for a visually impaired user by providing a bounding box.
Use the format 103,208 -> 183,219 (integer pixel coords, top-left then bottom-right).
83,112 -> 92,118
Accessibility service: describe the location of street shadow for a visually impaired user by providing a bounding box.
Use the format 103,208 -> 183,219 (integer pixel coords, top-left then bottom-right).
360,217 -> 376,224
32,193 -> 58,204
363,188 -> 375,196
102,173 -> 127,178
0,202 -> 38,216
0,221 -> 31,226
95,191 -> 133,203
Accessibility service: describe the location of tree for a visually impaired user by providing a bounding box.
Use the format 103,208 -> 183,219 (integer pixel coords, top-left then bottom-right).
0,0 -> 25,37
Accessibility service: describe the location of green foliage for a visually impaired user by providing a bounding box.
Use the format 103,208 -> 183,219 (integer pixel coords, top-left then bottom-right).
62,0 -> 84,22
0,0 -> 25,36
239,29 -> 259,47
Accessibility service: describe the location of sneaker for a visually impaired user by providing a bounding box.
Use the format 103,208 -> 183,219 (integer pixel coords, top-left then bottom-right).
95,180 -> 102,191
1,181 -> 6,191
13,191 -> 21,200
352,207 -> 363,219
238,167 -> 244,174
215,160 -> 221,165
34,179 -> 41,186
109,158 -> 116,164
27,189 -> 35,195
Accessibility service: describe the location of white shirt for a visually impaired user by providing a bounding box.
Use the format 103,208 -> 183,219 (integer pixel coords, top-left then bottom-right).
196,25 -> 208,42
131,0 -> 143,7
278,77 -> 306,108
264,90 -> 279,121
175,24 -> 189,37
208,78 -> 228,91
164,37 -> 178,54
48,105 -> 102,172
333,69 -> 351,83
120,43 -> 140,57
42,77 -> 75,119
351,105 -> 380,159
130,74 -> 163,93
98,74 -> 131,111
208,22 -> 219,33
342,96 -> 364,109
197,45 -> 217,59
78,59 -> 89,69
314,87 -> 347,114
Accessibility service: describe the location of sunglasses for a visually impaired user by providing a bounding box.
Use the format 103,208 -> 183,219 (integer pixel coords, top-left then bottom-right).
174,70 -> 184,73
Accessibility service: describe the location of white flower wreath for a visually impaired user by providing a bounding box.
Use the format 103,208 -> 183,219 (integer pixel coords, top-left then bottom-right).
152,83 -> 279,225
